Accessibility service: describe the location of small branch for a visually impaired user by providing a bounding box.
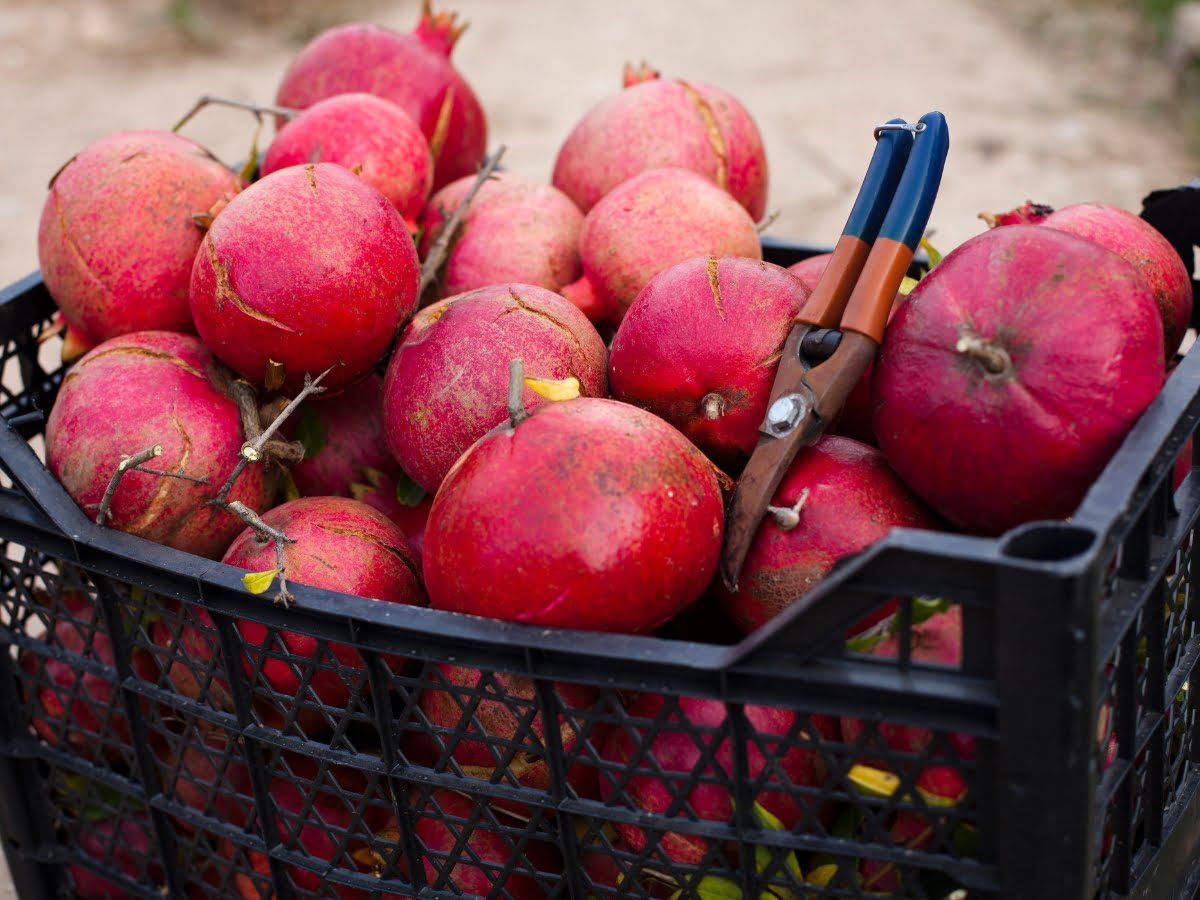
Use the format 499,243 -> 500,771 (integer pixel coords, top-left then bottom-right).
231,379 -> 263,445
132,467 -> 210,485
756,209 -> 781,234
506,358 -> 528,428
228,501 -> 296,606
95,446 -> 161,524
172,94 -> 299,133
418,145 -> 506,299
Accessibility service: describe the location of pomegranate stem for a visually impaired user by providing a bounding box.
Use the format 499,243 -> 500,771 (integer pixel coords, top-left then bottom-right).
767,487 -> 810,530
507,358 -> 529,428
955,334 -> 1012,376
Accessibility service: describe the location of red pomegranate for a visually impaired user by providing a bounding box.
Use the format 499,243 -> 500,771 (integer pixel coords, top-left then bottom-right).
37,129 -> 244,342
424,397 -> 724,634
872,224 -> 1165,536
599,692 -> 835,865
261,93 -> 433,230
552,62 -> 768,219
153,721 -> 252,831
560,167 -> 762,326
70,814 -> 165,899
275,3 -> 486,190
189,162 -> 418,396
45,331 -> 269,559
418,170 -> 584,299
717,435 -> 941,636
382,283 -> 608,494
350,469 -> 433,563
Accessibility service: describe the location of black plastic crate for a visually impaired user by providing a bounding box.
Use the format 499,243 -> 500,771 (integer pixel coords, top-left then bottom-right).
0,234 -> 1195,899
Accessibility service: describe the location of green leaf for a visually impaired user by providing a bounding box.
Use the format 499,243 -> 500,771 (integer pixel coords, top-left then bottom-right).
240,117 -> 263,183
395,470 -> 427,507
752,801 -> 788,832
951,821 -> 978,857
294,403 -> 326,460
693,876 -> 744,899
279,468 -> 301,503
242,568 -> 279,595
898,276 -> 921,295
846,630 -> 887,653
910,596 -> 951,626
919,236 -> 943,268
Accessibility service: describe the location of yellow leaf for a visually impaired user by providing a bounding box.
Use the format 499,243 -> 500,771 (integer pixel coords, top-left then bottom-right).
525,375 -> 580,401
242,568 -> 279,595
898,276 -> 920,295
805,863 -> 838,887
848,764 -> 900,798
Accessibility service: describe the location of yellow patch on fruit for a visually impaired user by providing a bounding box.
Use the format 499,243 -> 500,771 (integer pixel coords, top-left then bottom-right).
524,375 -> 580,401
242,568 -> 279,595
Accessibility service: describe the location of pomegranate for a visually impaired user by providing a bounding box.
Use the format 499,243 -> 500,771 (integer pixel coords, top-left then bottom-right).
275,3 -> 486,190
290,374 -> 402,499
785,252 -> 832,290
261,93 -> 433,230
424,397 -> 724,634
37,129 -> 244,343
418,170 -> 584,299
599,692 -> 834,865
189,162 -> 418,396
717,436 -> 942,636
70,814 -> 165,899
224,497 -> 425,710
552,62 -> 768,219
977,200 -> 1054,227
608,255 -> 810,469
872,225 -> 1165,535
350,469 -> 433,563
153,720 -> 252,831
45,331 -> 269,559
560,167 -> 762,326
382,283 -> 608,494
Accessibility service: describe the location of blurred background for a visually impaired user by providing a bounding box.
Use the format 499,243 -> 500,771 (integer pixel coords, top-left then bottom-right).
1,0 -> 1199,288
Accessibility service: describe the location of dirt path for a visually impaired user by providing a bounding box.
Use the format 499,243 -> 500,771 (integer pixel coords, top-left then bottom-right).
0,0 -> 1195,895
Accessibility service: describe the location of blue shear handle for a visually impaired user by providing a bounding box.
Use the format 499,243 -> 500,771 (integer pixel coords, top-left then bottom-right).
842,118 -> 915,243
878,111 -> 950,251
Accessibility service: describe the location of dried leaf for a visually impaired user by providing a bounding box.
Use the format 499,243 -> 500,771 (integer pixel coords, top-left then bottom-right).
525,375 -> 581,401
242,568 -> 279,595
279,469 -> 301,503
264,359 -> 286,393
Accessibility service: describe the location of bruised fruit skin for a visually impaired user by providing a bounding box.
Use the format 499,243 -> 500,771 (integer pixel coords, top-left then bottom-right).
560,167 -> 762,326
189,162 -> 418,396
1039,202 -> 1194,361
717,436 -> 941,635
224,497 -> 426,709
872,225 -> 1165,536
290,374 -> 403,498
553,62 -> 768,219
45,331 -> 268,558
599,692 -> 834,865
275,6 -> 486,191
382,283 -> 608,493
261,93 -> 433,230
609,255 -> 810,468
418,170 -> 584,298
37,129 -> 245,343
424,397 -> 724,634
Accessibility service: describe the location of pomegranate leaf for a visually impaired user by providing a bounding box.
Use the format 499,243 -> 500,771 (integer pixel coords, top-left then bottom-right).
240,117 -> 262,184
919,236 -> 943,268
242,568 -> 279,595
279,468 -> 301,503
909,596 -> 951,626
294,404 -> 326,459
899,276 -> 921,295
845,629 -> 887,654
670,875 -> 743,899
394,470 -> 427,507
805,863 -> 838,888
525,374 -> 581,401
848,764 -> 900,798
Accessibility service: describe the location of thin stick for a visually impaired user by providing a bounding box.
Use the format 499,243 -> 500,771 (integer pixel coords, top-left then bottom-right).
228,500 -> 296,606
132,467 -> 210,485
418,145 -> 506,298
756,209 -> 781,234
172,95 -> 299,133
506,358 -> 528,428
211,365 -> 334,506
95,446 -> 161,525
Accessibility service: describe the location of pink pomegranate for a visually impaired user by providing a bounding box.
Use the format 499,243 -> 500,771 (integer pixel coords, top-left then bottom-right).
608,255 -> 810,469
785,252 -> 832,290
37,129 -> 244,343
581,839 -> 675,897
350,470 -> 433,563
417,170 -> 584,299
1040,202 -> 1193,360
382,283 -> 608,493
45,331 -> 269,558
275,3 -> 486,190
424,397 -> 724,634
717,436 -> 941,635
290,374 -> 403,499
977,200 -> 1054,227
406,664 -> 603,813
560,167 -> 762,326
872,225 -> 1165,536
21,590 -> 157,763
224,497 -> 425,710
553,62 -> 768,219
70,814 -> 165,899
261,93 -> 433,230
189,162 -> 418,396
599,692 -> 835,865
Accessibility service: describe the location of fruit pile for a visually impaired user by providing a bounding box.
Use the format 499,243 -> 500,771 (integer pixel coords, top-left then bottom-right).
20,2 -> 1194,897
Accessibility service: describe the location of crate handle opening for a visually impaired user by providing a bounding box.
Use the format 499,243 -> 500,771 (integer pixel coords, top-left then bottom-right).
999,522 -> 1097,563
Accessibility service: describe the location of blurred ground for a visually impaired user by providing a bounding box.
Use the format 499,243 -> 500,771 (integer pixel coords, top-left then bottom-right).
0,0 -> 1196,895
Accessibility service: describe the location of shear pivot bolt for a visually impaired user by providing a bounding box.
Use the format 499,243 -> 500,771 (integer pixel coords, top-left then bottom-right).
766,394 -> 806,434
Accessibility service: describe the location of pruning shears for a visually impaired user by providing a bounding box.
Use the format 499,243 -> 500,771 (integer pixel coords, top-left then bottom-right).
719,111 -> 950,591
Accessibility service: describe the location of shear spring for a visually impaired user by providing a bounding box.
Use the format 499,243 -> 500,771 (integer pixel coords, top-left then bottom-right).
874,121 -> 926,140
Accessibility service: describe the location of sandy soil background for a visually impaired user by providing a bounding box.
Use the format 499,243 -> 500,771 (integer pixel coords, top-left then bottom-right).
0,0 -> 1196,895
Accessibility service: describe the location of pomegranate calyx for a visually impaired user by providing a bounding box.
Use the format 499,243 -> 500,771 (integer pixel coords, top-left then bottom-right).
622,61 -> 662,87
955,332 -> 1013,379
415,1 -> 468,57
701,392 -> 727,420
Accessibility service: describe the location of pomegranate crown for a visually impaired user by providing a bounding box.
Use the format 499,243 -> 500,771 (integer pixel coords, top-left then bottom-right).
416,0 -> 469,57
622,61 -> 662,87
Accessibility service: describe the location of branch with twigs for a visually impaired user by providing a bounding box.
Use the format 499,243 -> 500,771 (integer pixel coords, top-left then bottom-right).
93,445 -> 210,526
227,501 -> 297,606
171,95 -> 299,134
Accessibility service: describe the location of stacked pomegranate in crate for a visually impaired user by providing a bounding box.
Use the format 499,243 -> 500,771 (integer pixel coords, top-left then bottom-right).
21,1 -> 1195,897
